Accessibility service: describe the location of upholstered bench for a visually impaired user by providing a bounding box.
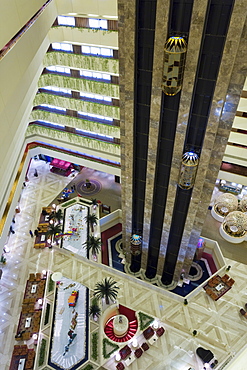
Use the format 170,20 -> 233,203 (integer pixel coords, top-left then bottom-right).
143,326 -> 155,340
119,345 -> 131,360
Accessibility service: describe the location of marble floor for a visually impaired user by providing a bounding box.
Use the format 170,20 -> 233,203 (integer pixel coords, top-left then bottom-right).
1,159 -> 247,370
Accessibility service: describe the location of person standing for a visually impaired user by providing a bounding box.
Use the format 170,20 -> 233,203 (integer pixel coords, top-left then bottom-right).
29,230 -> 34,238
34,169 -> 38,177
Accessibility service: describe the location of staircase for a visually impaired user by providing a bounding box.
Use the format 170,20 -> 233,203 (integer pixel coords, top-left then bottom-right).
104,318 -> 138,342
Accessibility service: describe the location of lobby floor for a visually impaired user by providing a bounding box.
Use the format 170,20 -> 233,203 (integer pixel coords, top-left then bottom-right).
1,159 -> 247,370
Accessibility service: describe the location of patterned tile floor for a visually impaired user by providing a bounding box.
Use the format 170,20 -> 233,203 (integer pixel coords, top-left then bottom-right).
1,159 -> 247,370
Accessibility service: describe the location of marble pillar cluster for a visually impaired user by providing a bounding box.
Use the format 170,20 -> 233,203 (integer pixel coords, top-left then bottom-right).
119,0 -> 247,283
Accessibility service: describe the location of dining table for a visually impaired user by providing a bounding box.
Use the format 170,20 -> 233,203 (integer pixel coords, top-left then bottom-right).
25,317 -> 31,328
31,284 -> 37,293
17,358 -> 26,370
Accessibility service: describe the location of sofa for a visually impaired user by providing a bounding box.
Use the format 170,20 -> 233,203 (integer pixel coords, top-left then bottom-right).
143,326 -> 155,340
119,345 -> 131,360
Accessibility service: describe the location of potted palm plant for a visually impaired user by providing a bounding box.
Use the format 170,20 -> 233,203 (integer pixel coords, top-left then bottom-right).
83,235 -> 102,259
89,297 -> 101,321
46,223 -> 62,245
49,209 -> 63,224
91,198 -> 98,209
94,277 -> 119,305
84,213 -> 98,233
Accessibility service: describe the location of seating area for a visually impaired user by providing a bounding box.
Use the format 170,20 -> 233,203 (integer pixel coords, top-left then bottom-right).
156,326 -> 165,337
141,342 -> 149,351
134,347 -> 143,358
239,303 -> 247,318
9,345 -> 35,370
15,273 -> 46,341
204,274 -> 234,301
143,326 -> 155,340
119,345 -> 131,360
116,362 -> 125,370
34,207 -> 53,248
114,323 -> 165,369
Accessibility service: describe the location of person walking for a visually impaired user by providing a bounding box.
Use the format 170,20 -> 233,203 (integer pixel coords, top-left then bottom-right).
34,169 -> 38,177
10,225 -> 15,234
29,230 -> 34,238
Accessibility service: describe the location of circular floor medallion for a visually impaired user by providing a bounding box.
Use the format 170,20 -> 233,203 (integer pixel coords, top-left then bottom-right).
76,179 -> 102,196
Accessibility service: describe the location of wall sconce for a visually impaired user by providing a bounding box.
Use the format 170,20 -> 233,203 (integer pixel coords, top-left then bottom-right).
130,234 -> 142,256
178,152 -> 199,190
162,36 -> 187,96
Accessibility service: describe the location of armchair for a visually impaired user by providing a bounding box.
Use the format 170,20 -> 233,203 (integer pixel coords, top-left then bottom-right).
143,326 -> 155,340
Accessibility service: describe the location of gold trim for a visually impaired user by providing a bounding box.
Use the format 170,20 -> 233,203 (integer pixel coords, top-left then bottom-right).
164,37 -> 187,53
0,150 -> 28,236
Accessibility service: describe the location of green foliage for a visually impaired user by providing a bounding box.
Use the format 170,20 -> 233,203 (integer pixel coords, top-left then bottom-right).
84,213 -> 98,232
48,275 -> 55,292
83,235 -> 102,256
44,303 -> 50,325
26,124 -> 120,156
43,51 -> 119,74
89,298 -> 101,320
38,338 -> 46,366
45,223 -> 62,241
82,364 -> 94,370
91,198 -> 98,206
138,312 -> 155,331
61,199 -> 77,208
94,277 -> 119,304
91,331 -> 98,360
33,93 -> 120,119
52,24 -> 118,35
102,338 -> 119,359
38,74 -> 119,98
49,209 -> 63,224
30,109 -> 120,137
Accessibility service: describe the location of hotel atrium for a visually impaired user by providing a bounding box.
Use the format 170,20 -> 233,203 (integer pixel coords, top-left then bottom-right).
0,1 -> 247,370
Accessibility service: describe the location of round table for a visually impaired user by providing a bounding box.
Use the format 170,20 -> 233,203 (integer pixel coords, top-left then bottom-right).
221,206 -> 228,214
51,272 -> 63,282
229,225 -> 238,233
113,315 -> 129,337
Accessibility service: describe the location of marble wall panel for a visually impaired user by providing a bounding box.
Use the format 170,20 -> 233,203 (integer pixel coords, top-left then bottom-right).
118,0 -> 136,259
181,4 -> 247,275
142,0 -> 169,269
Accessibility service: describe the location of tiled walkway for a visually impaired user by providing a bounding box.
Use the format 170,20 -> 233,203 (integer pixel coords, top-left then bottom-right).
1,159 -> 247,369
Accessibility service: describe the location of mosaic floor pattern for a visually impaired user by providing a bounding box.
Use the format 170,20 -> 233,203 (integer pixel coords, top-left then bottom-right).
1,159 -> 247,370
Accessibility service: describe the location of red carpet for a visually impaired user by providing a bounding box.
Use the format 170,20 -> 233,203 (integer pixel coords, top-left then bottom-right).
119,304 -> 136,322
101,223 -> 122,265
202,252 -> 218,274
104,317 -> 138,343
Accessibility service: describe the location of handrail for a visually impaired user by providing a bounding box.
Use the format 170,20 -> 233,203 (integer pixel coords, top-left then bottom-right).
0,0 -> 52,61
